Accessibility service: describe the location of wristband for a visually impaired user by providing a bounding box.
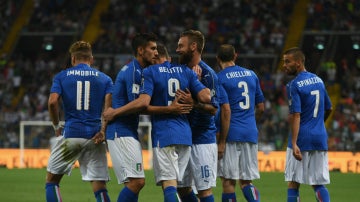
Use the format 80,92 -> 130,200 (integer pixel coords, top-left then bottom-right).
53,124 -> 61,130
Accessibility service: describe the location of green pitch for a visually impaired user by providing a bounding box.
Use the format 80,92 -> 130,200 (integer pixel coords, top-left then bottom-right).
0,168 -> 359,201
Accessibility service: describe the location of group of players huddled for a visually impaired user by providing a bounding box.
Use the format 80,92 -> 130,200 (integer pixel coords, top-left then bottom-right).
45,30 -> 332,202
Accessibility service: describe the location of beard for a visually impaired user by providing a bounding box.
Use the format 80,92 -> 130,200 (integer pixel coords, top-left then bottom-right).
178,51 -> 193,65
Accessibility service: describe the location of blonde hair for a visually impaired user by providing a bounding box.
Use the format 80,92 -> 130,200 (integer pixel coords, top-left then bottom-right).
69,41 -> 93,60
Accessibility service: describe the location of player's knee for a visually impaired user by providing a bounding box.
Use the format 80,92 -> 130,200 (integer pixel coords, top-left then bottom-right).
177,187 -> 192,197
132,178 -> 145,189
222,179 -> 236,192
198,188 -> 213,198
239,180 -> 252,188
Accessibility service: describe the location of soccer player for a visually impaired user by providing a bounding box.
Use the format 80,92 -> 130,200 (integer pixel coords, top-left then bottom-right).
217,44 -> 265,202
283,47 -> 332,202
175,29 -> 219,202
46,41 -> 113,202
103,47 -> 211,202
105,33 -> 158,202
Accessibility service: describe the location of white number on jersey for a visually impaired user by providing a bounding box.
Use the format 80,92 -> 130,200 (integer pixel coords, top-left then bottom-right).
311,90 -> 320,117
76,81 -> 90,110
167,78 -> 180,106
238,81 -> 250,109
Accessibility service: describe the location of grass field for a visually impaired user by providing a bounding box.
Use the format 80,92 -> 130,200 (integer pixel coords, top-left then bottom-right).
1,168 -> 359,202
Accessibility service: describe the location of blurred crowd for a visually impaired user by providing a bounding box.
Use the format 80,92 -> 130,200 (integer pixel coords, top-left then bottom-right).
93,0 -> 293,54
0,0 -> 359,152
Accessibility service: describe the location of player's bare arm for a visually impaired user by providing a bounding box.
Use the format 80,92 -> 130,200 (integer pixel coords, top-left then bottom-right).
324,108 -> 332,122
48,93 -> 63,137
291,113 -> 302,161
255,102 -> 265,122
218,103 -> 230,159
93,93 -> 112,144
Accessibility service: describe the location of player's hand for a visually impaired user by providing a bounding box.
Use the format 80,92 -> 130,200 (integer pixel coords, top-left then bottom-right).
103,107 -> 115,122
92,131 -> 105,144
292,144 -> 302,161
53,124 -> 64,137
218,142 -> 225,160
193,65 -> 202,80
176,89 -> 194,105
170,96 -> 193,114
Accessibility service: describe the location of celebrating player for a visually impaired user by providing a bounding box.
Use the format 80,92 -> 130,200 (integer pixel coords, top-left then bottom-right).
105,33 -> 158,202
283,47 -> 332,202
46,41 -> 113,202
217,44 -> 265,202
176,29 -> 219,202
103,43 -> 211,202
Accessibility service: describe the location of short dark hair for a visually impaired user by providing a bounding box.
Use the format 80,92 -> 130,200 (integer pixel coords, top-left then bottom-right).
283,47 -> 305,64
217,44 -> 236,62
180,30 -> 205,54
157,43 -> 169,59
131,33 -> 158,56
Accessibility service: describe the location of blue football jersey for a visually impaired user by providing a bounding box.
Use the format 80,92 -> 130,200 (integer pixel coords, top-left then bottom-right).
106,59 -> 143,140
50,63 -> 113,139
141,61 -> 207,148
286,71 -> 332,151
189,61 -> 219,144
217,65 -> 265,143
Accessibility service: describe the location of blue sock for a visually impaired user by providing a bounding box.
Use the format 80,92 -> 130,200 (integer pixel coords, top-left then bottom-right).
314,185 -> 330,202
287,188 -> 299,202
117,186 -> 138,202
200,194 -> 214,202
94,189 -> 111,202
242,184 -> 260,202
222,192 -> 236,202
45,182 -> 62,202
163,186 -> 180,202
180,190 -> 198,202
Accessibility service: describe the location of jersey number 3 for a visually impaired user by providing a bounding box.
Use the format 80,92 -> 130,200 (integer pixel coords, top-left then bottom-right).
76,81 -> 90,110
238,81 -> 250,109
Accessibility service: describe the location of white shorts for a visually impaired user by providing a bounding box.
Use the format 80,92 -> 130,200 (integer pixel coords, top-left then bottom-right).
153,145 -> 191,185
178,143 -> 217,190
219,142 -> 260,180
285,148 -> 330,185
47,136 -> 109,181
107,137 -> 145,184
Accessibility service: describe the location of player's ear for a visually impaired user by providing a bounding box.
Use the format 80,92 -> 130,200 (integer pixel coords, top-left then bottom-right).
137,46 -> 144,56
71,55 -> 75,66
190,42 -> 197,52
89,55 -> 94,65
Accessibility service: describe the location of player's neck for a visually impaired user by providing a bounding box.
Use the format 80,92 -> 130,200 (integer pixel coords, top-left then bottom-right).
188,55 -> 201,68
220,61 -> 235,69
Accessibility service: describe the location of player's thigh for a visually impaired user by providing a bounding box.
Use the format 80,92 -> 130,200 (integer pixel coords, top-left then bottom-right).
285,147 -> 303,183
238,142 -> 260,180
78,141 -> 109,181
108,137 -> 145,184
190,143 -> 217,190
306,151 -> 330,185
153,145 -> 191,185
47,137 -> 84,175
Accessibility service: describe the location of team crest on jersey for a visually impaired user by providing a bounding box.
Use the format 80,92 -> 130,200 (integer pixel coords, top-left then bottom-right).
132,84 -> 140,94
136,163 -> 142,171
